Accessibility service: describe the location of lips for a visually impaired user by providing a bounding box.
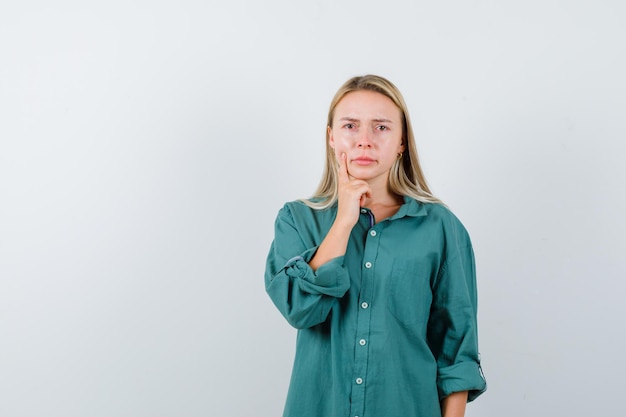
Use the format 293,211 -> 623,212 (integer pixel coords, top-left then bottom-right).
352,156 -> 376,165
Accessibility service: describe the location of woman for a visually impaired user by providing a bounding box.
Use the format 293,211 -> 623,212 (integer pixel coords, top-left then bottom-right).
265,75 -> 486,417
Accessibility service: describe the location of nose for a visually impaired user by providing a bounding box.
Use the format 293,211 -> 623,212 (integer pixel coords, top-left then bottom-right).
357,131 -> 372,148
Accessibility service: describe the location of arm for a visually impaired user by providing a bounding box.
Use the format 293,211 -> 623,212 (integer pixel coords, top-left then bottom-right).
441,391 -> 468,417
308,221 -> 352,271
428,233 -> 487,402
265,206 -> 350,329
309,152 -> 370,270
265,153 -> 372,329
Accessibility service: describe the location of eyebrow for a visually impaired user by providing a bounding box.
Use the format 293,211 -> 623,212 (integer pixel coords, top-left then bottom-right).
338,117 -> 394,123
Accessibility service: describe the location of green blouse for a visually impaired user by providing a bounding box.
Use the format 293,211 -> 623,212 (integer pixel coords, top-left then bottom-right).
265,197 -> 486,417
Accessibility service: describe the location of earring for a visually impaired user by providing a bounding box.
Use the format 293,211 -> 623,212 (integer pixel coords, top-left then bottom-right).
397,152 -> 403,159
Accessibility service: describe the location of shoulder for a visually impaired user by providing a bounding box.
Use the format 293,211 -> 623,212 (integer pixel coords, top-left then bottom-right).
278,199 -> 324,216
276,199 -> 337,225
417,201 -> 472,246
273,200 -> 337,244
424,202 -> 463,225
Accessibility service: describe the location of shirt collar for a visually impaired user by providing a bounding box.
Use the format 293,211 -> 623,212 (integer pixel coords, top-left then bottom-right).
391,196 -> 429,219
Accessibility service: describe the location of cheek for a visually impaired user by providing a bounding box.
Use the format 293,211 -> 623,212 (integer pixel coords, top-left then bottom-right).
330,134 -> 351,151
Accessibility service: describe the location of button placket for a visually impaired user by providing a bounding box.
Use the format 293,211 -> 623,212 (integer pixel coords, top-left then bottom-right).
350,210 -> 380,417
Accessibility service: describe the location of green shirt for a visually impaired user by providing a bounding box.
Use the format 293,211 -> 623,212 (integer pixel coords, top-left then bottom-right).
265,197 -> 486,417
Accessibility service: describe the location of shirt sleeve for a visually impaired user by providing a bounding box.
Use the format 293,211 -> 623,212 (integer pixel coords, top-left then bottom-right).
265,204 -> 350,329
427,239 -> 487,402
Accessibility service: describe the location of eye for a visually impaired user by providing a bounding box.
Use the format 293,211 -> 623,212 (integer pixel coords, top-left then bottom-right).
343,123 -> 355,129
376,125 -> 389,131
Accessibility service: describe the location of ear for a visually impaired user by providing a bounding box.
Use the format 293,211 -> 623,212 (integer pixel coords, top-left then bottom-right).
398,141 -> 405,154
327,125 -> 335,149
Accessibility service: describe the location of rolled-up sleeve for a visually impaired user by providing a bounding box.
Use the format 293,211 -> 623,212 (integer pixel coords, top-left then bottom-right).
265,205 -> 350,329
428,240 -> 487,402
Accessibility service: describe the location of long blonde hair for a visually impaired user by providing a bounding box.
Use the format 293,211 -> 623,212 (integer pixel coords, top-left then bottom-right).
304,74 -> 441,209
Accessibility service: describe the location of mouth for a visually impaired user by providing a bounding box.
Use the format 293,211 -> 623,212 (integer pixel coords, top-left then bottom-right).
352,156 -> 376,166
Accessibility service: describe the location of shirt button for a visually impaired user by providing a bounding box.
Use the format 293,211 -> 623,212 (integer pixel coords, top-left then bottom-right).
364,262 -> 372,268
355,377 -> 363,385
359,339 -> 366,346
370,230 -> 377,237
361,302 -> 369,309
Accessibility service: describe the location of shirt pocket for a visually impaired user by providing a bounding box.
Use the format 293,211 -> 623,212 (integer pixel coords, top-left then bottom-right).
386,259 -> 433,327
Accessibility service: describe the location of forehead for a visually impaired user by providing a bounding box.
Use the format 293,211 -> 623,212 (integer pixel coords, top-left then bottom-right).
334,90 -> 401,120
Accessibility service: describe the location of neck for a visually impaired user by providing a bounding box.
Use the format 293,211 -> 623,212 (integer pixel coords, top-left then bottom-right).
360,180 -> 404,223
362,178 -> 403,208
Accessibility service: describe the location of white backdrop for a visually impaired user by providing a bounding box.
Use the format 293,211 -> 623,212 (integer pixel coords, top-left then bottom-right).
1,1 -> 625,416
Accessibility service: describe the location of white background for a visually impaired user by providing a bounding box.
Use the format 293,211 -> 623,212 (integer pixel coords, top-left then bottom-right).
1,1 -> 625,416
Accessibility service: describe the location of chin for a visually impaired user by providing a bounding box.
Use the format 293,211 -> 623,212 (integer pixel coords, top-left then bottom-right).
349,171 -> 383,182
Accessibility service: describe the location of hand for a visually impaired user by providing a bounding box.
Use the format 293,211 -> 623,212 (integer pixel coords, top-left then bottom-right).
308,153 -> 369,271
335,153 -> 371,229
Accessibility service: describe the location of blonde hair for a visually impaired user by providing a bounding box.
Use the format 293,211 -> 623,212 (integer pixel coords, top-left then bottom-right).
304,74 -> 442,209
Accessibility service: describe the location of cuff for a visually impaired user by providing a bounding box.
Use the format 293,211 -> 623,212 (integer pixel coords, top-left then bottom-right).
282,248 -> 349,298
437,361 -> 487,402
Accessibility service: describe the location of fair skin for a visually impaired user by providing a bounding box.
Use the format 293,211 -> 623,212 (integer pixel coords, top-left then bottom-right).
309,90 -> 468,417
441,391 -> 468,417
309,90 -> 404,271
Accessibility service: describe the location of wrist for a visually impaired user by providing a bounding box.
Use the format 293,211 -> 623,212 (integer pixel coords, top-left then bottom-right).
329,220 -> 355,236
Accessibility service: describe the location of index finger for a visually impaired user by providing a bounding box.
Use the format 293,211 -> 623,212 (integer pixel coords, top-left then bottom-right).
338,152 -> 350,182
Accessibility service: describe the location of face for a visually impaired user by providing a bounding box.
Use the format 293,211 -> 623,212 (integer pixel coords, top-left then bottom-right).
328,90 -> 405,184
